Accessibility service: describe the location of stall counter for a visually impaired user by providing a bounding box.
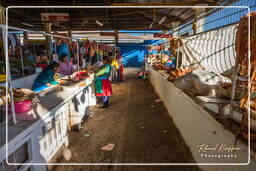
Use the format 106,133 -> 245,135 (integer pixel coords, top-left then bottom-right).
0,76 -> 96,171
147,64 -> 256,171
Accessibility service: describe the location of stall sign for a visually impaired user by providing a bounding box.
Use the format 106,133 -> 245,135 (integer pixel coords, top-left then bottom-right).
41,13 -> 69,21
100,32 -> 116,36
154,33 -> 172,38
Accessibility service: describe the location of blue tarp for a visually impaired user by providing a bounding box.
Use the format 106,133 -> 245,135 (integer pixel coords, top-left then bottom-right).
118,43 -> 146,67
118,40 -> 169,67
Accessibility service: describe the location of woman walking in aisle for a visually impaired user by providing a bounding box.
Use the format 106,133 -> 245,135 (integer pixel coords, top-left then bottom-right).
94,56 -> 113,108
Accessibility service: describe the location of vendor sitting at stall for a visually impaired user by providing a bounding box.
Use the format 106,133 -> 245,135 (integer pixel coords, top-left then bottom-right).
59,54 -> 74,76
95,56 -> 113,108
32,62 -> 59,92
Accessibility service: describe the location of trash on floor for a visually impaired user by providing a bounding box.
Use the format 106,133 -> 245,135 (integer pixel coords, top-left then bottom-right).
155,99 -> 162,103
62,148 -> 72,161
84,133 -> 91,138
101,144 -> 115,151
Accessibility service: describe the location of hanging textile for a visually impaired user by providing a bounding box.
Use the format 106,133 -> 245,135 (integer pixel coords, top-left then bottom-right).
180,24 -> 237,74
57,42 -> 71,61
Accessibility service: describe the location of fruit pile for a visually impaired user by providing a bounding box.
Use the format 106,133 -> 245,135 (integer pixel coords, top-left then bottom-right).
152,62 -> 169,71
168,67 -> 193,81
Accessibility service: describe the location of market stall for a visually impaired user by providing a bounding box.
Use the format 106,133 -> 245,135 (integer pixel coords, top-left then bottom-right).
144,11 -> 256,170
0,25 -> 97,170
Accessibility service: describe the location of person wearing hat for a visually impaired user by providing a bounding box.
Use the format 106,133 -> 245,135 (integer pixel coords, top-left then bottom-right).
32,61 -> 60,92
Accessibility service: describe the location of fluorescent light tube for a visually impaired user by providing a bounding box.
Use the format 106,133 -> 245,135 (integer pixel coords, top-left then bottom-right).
95,20 -> 103,27
158,17 -> 166,25
149,22 -> 153,29
21,22 -> 34,27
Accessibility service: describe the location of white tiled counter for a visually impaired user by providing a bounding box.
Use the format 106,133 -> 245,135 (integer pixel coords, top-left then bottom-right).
148,66 -> 256,171
0,76 -> 96,171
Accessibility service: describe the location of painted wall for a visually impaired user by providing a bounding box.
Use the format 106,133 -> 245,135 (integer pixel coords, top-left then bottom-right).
118,43 -> 146,67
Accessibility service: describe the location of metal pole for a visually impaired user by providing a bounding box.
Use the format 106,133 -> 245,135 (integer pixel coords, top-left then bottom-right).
19,35 -> 24,76
76,40 -> 80,71
33,42 -> 36,61
20,47 -> 24,76
229,64 -> 240,118
176,37 -> 180,69
2,27 -> 17,125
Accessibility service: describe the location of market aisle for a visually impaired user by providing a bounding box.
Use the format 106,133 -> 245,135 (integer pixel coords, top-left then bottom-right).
53,68 -> 201,171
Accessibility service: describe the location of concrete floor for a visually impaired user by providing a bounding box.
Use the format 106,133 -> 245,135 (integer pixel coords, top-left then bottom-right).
53,68 -> 201,171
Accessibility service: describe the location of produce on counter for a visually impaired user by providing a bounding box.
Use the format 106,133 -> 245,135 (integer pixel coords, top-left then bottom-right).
152,62 -> 170,71
75,71 -> 89,81
169,38 -> 182,50
0,86 -> 7,106
167,67 -> 194,81
13,88 -> 36,102
0,87 -> 36,107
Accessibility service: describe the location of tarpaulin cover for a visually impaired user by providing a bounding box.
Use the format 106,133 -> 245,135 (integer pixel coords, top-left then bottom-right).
118,40 -> 169,67
181,24 -> 237,74
118,43 -> 145,67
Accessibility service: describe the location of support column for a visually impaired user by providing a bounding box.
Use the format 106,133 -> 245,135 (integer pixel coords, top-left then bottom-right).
68,30 -> 72,40
0,7 -> 5,60
172,22 -> 181,69
23,32 -> 28,40
44,23 -> 52,59
194,4 -> 208,34
114,30 -> 119,46
114,30 -> 119,58
0,7 -> 5,24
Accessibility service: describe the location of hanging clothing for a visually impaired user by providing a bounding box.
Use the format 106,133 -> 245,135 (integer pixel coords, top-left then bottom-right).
80,46 -> 86,55
89,46 -> 96,57
59,61 -> 74,76
57,43 -> 71,61
32,67 -> 58,92
94,64 -> 112,97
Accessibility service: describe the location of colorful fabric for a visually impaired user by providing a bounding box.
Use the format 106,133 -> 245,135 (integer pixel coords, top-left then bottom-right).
111,58 -> 119,69
57,43 -> 70,61
95,64 -> 111,78
95,78 -> 113,96
59,61 -> 74,75
32,67 -> 58,92
95,64 -> 112,96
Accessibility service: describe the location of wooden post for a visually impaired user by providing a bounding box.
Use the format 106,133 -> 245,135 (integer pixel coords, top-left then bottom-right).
76,40 -> 80,71
0,7 -> 5,25
229,61 -> 240,118
114,30 -> 119,47
194,4 -> 208,34
44,23 -> 52,59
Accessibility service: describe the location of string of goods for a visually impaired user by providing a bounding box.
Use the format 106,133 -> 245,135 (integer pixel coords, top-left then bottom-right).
235,12 -> 256,140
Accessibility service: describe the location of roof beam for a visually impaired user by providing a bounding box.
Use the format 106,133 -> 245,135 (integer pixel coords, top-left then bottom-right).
110,1 -> 211,6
